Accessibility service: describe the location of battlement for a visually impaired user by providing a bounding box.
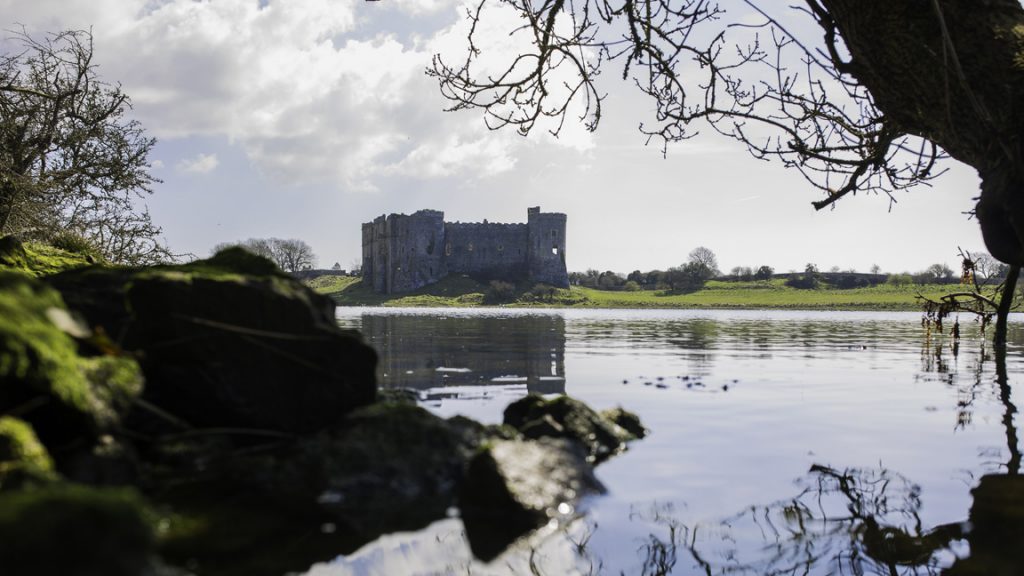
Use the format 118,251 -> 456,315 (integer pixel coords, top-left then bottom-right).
362,207 -> 568,294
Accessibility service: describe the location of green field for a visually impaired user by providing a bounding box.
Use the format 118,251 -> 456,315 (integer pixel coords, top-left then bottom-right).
306,275 -> 981,311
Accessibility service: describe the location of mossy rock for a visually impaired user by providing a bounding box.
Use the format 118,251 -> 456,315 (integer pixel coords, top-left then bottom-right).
0,484 -> 154,576
175,246 -> 289,278
0,236 -> 94,277
49,250 -> 377,433
0,417 -> 58,491
153,401 -> 502,575
504,394 -> 642,462
0,272 -> 143,452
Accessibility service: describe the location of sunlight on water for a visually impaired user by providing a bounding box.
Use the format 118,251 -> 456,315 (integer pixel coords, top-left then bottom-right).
307,308 -> 1024,575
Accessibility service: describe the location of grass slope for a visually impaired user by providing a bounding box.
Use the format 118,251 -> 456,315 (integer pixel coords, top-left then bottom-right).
307,276 -> 972,311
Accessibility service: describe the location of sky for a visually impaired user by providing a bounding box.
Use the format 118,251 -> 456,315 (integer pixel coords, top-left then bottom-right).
2,0 -> 988,275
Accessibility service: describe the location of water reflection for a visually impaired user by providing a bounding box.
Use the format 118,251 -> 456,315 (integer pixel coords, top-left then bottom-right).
320,309 -> 1024,575
359,313 -> 567,395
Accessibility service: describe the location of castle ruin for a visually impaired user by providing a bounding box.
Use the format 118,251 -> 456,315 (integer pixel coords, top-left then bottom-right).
362,207 -> 568,294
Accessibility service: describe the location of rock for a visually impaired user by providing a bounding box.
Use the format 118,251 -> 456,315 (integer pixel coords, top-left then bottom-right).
0,416 -> 58,491
504,394 -> 642,462
48,247 -> 378,433
0,484 -> 154,576
0,271 -> 143,452
154,401 -> 509,575
459,438 -> 605,561
601,407 -> 647,439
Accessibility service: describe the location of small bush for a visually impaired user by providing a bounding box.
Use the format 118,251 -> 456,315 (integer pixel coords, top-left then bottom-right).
623,280 -> 641,291
785,274 -> 820,290
484,280 -> 517,304
48,231 -> 103,262
886,273 -> 913,286
526,283 -> 557,302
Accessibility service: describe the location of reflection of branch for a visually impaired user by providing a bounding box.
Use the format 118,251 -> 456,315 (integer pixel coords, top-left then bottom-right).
624,465 -> 960,575
994,346 -> 1022,475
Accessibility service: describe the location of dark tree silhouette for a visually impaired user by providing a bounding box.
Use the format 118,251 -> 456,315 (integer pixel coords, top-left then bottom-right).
431,0 -> 1024,339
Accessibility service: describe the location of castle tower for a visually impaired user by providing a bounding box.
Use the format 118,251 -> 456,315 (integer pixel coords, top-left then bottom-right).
363,210 -> 446,293
526,206 -> 569,287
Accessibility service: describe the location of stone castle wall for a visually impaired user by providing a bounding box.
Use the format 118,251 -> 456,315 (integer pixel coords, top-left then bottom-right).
362,207 -> 568,294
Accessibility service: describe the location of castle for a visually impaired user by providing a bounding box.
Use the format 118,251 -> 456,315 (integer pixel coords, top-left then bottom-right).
362,207 -> 568,294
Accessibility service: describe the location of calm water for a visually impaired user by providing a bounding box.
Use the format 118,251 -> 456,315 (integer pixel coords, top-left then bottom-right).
305,308 -> 1024,575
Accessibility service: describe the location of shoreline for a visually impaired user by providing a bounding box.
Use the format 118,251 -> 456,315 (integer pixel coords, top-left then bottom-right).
308,276 -> 993,313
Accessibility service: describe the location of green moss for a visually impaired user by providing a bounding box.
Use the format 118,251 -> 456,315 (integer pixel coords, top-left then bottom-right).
0,236 -> 93,277
0,272 -> 142,437
305,274 -> 359,294
0,484 -> 154,576
80,356 -> 144,429
0,272 -> 92,414
0,417 -> 57,490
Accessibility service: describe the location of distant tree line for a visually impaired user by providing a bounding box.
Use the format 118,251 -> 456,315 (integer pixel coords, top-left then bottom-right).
570,247 -> 1014,292
571,247 -> 737,292
212,237 -> 317,273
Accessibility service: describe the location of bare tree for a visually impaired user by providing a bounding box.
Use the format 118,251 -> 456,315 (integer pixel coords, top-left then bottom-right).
213,237 -> 316,273
430,0 -> 1024,341
273,238 -> 316,273
0,28 -> 169,264
687,246 -> 719,276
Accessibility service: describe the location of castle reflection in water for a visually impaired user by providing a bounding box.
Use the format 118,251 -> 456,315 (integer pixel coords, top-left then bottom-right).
357,313 -> 567,397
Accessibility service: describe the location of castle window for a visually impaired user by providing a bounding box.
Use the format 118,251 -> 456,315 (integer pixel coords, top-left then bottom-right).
551,230 -> 557,238
445,242 -> 452,256
497,244 -> 504,252
468,242 -> 474,252
552,244 -> 559,256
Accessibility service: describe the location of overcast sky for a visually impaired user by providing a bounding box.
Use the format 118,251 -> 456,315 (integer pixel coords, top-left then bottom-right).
3,0 -> 987,274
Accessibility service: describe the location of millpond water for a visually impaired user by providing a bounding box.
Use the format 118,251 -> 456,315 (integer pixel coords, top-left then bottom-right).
302,308 -> 1024,575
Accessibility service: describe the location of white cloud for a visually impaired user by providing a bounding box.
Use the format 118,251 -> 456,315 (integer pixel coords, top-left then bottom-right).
177,153 -> 219,174
1,0 -> 601,191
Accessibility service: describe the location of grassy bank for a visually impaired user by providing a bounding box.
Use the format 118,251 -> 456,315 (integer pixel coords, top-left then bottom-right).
307,275 -> 971,311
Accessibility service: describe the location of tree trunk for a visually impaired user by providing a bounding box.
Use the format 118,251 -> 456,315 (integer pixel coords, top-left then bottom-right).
820,0 -> 1024,266
995,264 -> 1020,347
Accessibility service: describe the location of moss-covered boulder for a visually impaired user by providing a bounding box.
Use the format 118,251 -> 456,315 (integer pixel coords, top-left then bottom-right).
504,394 -> 643,463
49,247 -> 377,433
0,235 -> 94,277
152,401 -> 514,575
0,484 -> 154,576
0,417 -> 58,491
459,438 -> 605,561
0,272 -> 143,454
